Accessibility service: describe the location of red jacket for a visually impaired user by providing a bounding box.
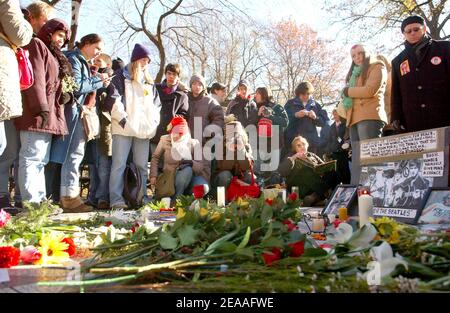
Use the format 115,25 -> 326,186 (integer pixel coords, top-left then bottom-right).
14,37 -> 67,135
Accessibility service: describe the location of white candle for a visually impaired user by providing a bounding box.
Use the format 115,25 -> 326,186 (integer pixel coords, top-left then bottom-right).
358,194 -> 374,228
162,197 -> 171,209
312,218 -> 325,232
217,187 -> 225,207
282,190 -> 287,203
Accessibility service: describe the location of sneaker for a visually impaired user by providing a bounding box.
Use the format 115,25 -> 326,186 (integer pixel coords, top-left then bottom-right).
111,203 -> 128,210
97,200 -> 110,210
60,196 -> 93,213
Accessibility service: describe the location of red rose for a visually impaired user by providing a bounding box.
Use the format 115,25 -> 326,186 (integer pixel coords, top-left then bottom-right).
131,223 -> 140,233
265,199 -> 273,206
262,247 -> 282,266
105,221 -> 112,227
283,219 -> 298,232
288,192 -> 298,202
0,246 -> 20,268
193,185 -> 205,199
288,241 -> 305,257
61,238 -> 76,257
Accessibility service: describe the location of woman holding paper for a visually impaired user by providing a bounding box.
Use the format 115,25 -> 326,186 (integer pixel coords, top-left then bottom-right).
279,136 -> 337,206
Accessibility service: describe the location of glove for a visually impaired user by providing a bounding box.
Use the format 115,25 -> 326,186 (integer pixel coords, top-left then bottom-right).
38,111 -> 49,129
60,92 -> 73,105
119,118 -> 127,129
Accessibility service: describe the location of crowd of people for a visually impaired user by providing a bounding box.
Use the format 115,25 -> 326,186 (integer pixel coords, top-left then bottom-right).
0,0 -> 449,212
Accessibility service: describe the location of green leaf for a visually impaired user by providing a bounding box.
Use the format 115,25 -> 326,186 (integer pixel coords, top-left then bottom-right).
159,231 -> 179,250
262,223 -> 273,242
236,247 -> 254,259
287,230 -> 306,244
204,229 -> 239,255
302,248 -> 328,258
237,227 -> 251,250
177,225 -> 200,246
261,236 -> 284,248
217,242 -> 238,253
261,205 -> 273,226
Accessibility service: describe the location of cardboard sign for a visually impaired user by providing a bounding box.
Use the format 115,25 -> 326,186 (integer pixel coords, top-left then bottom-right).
422,152 -> 444,177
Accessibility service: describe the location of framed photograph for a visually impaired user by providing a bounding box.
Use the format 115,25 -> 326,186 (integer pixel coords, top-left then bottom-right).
418,188 -> 450,224
321,184 -> 358,216
359,159 -> 433,224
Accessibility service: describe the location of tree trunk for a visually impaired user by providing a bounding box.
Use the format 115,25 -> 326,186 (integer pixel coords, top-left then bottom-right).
69,0 -> 83,49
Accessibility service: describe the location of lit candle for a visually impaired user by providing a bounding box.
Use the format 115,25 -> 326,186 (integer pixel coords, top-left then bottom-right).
217,187 -> 225,207
312,218 -> 325,232
358,191 -> 374,228
161,197 -> 171,209
338,207 -> 348,221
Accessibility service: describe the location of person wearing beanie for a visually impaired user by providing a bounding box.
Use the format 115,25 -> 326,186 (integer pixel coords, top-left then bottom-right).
150,116 -> 211,202
187,74 -> 224,146
108,43 -> 161,209
391,15 -> 450,133
226,79 -> 258,128
209,82 -> 227,106
151,63 -> 189,152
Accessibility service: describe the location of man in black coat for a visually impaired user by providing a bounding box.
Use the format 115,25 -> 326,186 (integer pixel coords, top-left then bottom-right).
151,63 -> 189,151
391,15 -> 450,133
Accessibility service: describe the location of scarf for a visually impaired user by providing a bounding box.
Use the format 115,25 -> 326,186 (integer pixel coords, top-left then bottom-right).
161,79 -> 179,95
405,34 -> 431,62
342,65 -> 362,110
171,134 -> 193,161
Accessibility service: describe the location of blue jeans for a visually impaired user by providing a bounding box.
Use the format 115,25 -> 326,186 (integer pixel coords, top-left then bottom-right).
18,131 -> 52,203
109,135 -> 149,207
60,118 -> 87,198
350,120 -> 384,145
0,120 -> 20,202
96,150 -> 111,203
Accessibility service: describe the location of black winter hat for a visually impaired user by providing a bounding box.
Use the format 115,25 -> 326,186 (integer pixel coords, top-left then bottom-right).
401,15 -> 425,33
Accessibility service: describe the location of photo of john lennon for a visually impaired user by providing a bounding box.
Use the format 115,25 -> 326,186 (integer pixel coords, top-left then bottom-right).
360,159 -> 433,208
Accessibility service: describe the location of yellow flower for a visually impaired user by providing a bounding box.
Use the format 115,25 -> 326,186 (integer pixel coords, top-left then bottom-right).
210,211 -> 221,223
371,216 -> 403,244
37,232 -> 70,265
199,207 -> 209,218
176,208 -> 186,220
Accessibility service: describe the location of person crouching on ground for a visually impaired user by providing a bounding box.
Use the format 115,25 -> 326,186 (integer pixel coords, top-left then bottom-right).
109,43 -> 161,210
279,136 -> 336,206
150,116 -> 210,202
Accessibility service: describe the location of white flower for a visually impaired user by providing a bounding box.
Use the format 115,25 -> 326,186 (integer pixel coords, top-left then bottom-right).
326,222 -> 353,244
367,241 -> 408,280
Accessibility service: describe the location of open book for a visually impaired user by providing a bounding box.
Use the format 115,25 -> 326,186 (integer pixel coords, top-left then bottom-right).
295,158 -> 337,175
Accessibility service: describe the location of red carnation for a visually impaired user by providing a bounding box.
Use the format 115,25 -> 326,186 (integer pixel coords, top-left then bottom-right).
0,246 -> 20,268
265,198 -> 273,206
61,238 -> 76,257
283,219 -> 298,232
262,247 -> 282,266
105,221 -> 112,227
333,219 -> 342,228
288,241 -> 305,257
288,192 -> 298,202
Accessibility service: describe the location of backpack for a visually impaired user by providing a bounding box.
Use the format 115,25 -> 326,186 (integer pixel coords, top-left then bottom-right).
123,162 -> 143,208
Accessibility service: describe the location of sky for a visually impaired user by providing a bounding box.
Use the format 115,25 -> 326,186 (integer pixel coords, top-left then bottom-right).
19,0 -> 449,63
20,0 -> 344,59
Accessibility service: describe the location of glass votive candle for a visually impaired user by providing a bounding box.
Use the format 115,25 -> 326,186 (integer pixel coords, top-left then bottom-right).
338,207 -> 348,221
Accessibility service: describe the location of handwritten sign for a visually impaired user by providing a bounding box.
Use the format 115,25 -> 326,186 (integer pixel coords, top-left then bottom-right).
422,151 -> 444,177
360,130 -> 438,160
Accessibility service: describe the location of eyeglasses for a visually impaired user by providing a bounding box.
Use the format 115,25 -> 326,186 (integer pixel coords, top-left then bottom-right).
404,27 -> 422,34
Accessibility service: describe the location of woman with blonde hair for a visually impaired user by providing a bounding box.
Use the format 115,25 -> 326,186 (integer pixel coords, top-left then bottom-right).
341,44 -> 388,147
109,43 -> 161,209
